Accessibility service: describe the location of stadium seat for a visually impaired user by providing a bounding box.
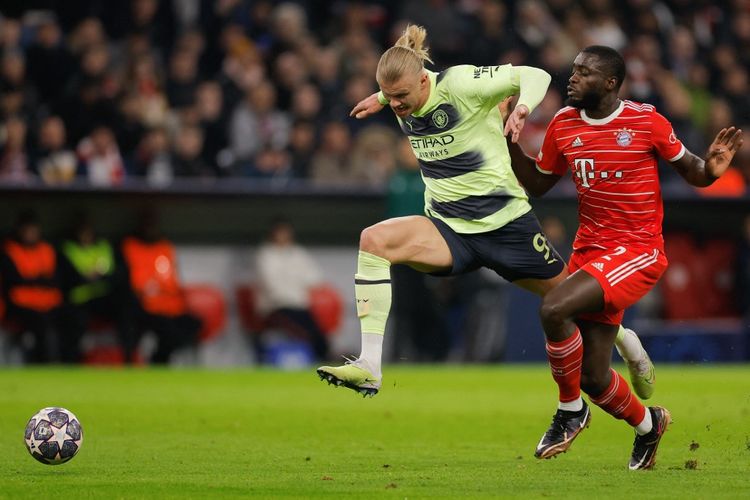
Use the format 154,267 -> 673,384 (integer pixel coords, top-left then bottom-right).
236,283 -> 344,337
700,240 -> 738,317
662,233 -> 739,320
309,284 -> 343,336
662,233 -> 703,319
81,317 -> 145,366
183,284 -> 227,342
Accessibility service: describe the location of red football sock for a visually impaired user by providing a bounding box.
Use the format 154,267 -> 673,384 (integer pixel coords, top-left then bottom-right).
545,327 -> 583,403
589,368 -> 646,426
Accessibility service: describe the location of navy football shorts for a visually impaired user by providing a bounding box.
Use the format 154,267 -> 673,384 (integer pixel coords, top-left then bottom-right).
429,210 -> 566,282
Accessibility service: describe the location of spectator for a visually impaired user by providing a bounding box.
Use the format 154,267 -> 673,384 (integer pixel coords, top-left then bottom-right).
348,125 -> 398,187
312,47 -> 342,117
77,125 -> 126,186
267,2 -> 310,62
309,121 -> 352,186
0,211 -> 66,363
67,17 -> 108,58
0,17 -> 22,51
249,147 -> 292,180
0,116 -> 31,183
172,125 -> 214,178
255,218 -> 329,361
121,210 -> 201,364
228,80 -> 290,173
464,0 -> 518,67
166,48 -> 200,109
133,127 -> 172,184
398,0 -> 466,66
194,81 -> 230,173
123,52 -> 168,128
272,51 -> 310,111
27,17 -> 75,108
114,92 -> 149,163
289,82 -> 322,123
0,48 -> 38,121
58,216 -> 138,364
34,115 -> 77,185
287,119 -> 316,179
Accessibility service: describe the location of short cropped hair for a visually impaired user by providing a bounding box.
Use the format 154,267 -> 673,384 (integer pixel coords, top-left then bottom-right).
581,45 -> 626,90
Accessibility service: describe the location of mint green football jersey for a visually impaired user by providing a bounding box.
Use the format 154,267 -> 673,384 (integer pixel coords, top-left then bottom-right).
397,65 -> 540,234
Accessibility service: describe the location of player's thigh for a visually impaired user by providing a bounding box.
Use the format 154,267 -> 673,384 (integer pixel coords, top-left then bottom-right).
360,216 -> 452,271
541,268 -> 607,318
514,268 -> 569,297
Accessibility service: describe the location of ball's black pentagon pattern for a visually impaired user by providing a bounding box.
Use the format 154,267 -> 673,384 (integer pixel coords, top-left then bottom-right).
66,420 -> 82,440
24,419 -> 36,440
47,410 -> 69,427
34,420 -> 52,440
60,440 -> 78,459
38,441 -> 59,460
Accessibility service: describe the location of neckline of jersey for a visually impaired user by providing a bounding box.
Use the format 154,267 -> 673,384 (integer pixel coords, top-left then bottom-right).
580,99 -> 625,125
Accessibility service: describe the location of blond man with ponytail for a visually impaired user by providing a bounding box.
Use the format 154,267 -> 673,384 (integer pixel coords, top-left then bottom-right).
317,26 -> 656,415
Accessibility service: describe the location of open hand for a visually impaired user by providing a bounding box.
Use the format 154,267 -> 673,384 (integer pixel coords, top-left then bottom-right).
350,92 -> 385,119
705,127 -> 743,179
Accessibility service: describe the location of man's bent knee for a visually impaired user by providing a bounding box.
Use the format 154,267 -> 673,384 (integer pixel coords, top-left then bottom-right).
359,225 -> 390,259
539,297 -> 569,329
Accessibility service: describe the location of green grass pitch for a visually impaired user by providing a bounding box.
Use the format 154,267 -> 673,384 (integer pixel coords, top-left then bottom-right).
0,365 -> 748,499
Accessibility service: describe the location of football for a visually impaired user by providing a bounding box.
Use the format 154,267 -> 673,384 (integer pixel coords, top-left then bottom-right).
24,407 -> 83,465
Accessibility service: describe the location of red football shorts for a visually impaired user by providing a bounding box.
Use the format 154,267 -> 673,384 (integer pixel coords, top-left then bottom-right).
569,245 -> 668,325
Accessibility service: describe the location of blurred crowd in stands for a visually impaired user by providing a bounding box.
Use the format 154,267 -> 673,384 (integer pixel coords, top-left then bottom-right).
0,0 -> 748,195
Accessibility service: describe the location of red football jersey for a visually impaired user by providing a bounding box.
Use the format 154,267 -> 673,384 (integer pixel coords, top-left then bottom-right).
536,100 -> 685,252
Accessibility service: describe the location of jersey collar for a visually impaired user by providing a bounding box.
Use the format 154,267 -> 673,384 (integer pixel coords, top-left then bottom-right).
412,70 -> 437,117
580,99 -> 624,125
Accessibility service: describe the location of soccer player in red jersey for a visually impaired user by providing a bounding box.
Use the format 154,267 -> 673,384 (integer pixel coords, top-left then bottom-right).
507,45 -> 743,469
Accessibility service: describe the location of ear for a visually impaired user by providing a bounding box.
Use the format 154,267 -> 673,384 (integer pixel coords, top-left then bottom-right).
420,71 -> 429,87
605,76 -> 618,91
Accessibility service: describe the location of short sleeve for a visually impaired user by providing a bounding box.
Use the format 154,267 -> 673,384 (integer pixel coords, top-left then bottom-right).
651,111 -> 685,162
535,117 -> 567,176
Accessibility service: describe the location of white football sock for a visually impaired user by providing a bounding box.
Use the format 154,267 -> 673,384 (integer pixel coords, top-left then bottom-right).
358,332 -> 383,377
635,408 -> 654,435
558,397 -> 584,412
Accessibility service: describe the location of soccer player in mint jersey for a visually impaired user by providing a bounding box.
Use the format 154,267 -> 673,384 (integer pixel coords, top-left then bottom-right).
317,26 -> 654,405
506,45 -> 742,470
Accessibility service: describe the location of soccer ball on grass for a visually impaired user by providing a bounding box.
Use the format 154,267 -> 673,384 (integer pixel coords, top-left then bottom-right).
24,407 -> 83,465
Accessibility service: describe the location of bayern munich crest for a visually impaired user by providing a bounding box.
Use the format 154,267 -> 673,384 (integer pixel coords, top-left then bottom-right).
432,109 -> 449,129
615,128 -> 634,147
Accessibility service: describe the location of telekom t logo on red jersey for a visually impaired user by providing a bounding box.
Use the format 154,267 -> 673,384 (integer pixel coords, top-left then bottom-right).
574,158 -> 623,188
574,158 -> 595,187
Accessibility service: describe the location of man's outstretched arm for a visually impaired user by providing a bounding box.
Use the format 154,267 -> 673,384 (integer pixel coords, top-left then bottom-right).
350,92 -> 386,119
672,127 -> 743,187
